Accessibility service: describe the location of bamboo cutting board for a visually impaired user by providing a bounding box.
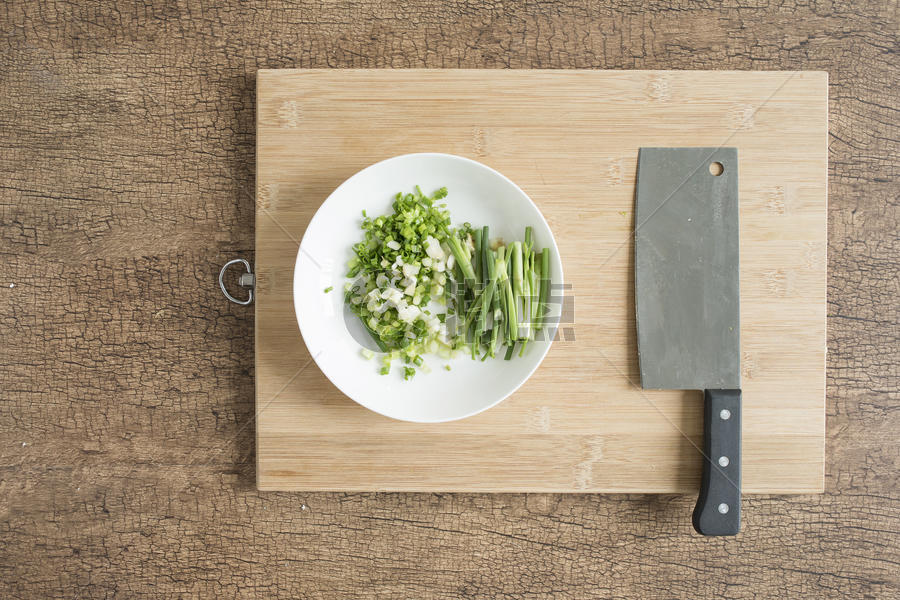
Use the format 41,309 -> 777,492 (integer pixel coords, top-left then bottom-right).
255,70 -> 827,493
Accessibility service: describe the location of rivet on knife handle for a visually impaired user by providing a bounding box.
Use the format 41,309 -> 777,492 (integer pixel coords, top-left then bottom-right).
693,389 -> 741,536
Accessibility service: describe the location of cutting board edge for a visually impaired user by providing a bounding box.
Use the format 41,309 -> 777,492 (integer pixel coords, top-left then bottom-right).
257,67 -> 829,77
256,483 -> 826,494
254,68 -> 828,495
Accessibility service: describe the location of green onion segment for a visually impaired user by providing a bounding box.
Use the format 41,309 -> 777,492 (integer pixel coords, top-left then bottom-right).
344,186 -> 553,378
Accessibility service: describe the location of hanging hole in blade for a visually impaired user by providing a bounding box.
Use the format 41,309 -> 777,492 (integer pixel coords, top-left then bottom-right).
709,161 -> 724,176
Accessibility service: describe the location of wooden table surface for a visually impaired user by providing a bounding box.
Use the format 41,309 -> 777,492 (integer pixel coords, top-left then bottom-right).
1,1 -> 896,598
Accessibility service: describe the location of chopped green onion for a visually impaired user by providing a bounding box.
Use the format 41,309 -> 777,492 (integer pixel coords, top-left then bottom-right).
345,185 -> 553,378
535,247 -> 551,333
473,228 -> 483,284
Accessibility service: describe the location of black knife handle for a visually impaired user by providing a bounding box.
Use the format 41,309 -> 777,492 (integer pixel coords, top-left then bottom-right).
693,389 -> 742,536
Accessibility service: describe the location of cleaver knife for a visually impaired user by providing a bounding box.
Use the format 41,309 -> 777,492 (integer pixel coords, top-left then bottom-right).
635,147 -> 742,536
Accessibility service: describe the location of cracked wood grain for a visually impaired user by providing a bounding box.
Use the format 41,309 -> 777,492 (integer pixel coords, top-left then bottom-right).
0,0 -> 897,598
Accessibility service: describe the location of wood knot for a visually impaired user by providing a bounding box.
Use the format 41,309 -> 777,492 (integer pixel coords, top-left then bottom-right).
254,270 -> 272,294
573,436 -> 604,490
766,186 -> 786,214
741,351 -> 758,380
256,183 -> 279,211
803,242 -> 825,271
647,74 -> 671,101
574,462 -> 592,490
763,268 -> 788,296
278,100 -> 301,128
728,104 -> 756,130
472,127 -> 487,157
607,159 -> 624,186
530,406 -> 551,432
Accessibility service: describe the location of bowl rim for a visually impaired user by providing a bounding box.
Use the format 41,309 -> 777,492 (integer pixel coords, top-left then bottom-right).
292,152 -> 563,423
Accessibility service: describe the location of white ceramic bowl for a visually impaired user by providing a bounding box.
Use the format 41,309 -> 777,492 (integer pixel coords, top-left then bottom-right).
294,153 -> 563,422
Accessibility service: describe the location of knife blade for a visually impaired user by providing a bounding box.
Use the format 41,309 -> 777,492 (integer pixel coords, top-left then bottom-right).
635,147 -> 742,536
